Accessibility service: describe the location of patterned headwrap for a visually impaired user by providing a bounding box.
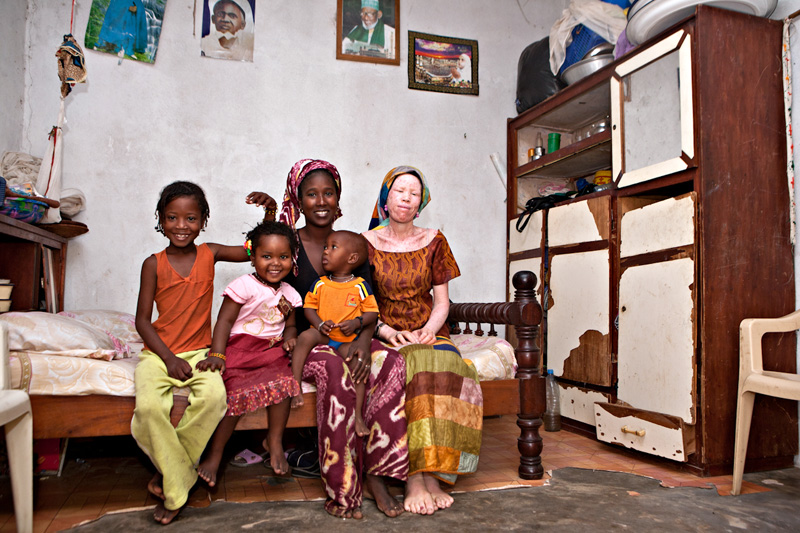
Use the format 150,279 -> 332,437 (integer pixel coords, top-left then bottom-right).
368,165 -> 431,230
279,159 -> 343,273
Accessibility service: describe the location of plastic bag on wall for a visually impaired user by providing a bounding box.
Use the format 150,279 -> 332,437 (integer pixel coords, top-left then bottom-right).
516,37 -> 566,115
549,0 -> 627,75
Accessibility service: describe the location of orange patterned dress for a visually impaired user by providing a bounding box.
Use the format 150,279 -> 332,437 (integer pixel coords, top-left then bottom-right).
367,230 -> 483,483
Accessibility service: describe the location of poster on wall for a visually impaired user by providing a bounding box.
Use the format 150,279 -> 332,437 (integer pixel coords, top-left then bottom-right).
200,0 -> 256,62
408,31 -> 478,96
85,0 -> 166,63
337,0 -> 400,66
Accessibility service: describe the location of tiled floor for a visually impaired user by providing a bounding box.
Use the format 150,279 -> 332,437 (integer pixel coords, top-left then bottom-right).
0,416 -> 772,532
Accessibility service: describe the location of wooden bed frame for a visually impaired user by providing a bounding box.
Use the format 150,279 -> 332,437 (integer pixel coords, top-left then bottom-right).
28,271 -> 546,480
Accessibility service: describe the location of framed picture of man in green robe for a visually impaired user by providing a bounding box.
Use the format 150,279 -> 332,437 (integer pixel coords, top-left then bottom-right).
337,0 -> 400,65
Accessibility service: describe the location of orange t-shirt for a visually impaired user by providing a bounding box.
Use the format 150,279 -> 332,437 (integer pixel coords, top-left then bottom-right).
304,276 -> 379,343
145,243 -> 215,355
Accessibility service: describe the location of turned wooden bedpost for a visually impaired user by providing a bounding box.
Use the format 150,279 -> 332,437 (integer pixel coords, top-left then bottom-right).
513,270 -> 545,480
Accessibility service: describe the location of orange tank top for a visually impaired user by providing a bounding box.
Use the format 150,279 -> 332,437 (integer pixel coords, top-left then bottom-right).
145,243 -> 215,355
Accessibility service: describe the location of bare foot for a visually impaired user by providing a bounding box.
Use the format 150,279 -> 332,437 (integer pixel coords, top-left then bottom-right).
147,473 -> 165,500
354,414 -> 369,438
153,501 -> 180,524
291,394 -> 304,409
365,474 -> 404,517
197,457 -> 220,487
404,472 -> 435,515
423,473 -> 454,509
269,450 -> 290,476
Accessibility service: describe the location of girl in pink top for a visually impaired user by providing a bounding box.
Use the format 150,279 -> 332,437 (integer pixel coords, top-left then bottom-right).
196,220 -> 302,486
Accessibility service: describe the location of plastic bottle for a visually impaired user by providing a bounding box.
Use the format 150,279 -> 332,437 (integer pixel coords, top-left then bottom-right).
544,369 -> 561,432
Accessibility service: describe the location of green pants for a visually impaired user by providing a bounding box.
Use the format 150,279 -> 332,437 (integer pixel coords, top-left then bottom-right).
131,348 -> 226,510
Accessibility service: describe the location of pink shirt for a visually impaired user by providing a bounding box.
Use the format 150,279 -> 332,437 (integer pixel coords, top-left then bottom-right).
223,274 -> 302,339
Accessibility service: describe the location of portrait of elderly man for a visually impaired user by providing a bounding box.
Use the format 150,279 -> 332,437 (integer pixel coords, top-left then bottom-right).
201,0 -> 255,62
341,0 -> 396,60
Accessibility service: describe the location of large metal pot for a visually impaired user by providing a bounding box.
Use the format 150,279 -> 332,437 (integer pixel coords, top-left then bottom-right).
560,54 -> 614,85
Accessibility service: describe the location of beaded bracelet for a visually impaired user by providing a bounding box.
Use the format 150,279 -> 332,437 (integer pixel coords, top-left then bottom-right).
374,322 -> 384,339
209,352 -> 226,361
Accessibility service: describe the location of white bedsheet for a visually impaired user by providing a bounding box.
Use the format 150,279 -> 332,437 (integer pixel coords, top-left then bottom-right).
11,335 -> 518,397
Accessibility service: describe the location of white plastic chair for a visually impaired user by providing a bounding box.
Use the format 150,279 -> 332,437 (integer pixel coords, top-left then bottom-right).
732,309 -> 800,496
0,322 -> 33,532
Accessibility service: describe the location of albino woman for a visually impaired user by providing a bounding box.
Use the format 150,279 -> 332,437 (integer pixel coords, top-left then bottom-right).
363,166 -> 483,515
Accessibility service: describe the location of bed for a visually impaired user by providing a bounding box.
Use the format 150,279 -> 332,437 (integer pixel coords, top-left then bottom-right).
1,271 -> 545,480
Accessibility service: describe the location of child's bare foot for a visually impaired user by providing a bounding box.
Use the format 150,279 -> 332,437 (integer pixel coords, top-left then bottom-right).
423,473 -> 454,509
354,414 -> 369,437
197,457 -> 221,487
404,473 -> 435,515
365,474 -> 404,517
153,501 -> 180,525
267,451 -> 291,476
147,473 -> 165,500
290,394 -> 304,409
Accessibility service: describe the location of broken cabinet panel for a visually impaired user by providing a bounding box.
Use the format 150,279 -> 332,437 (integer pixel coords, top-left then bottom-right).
620,193 -> 695,257
617,257 -> 696,423
548,196 -> 611,247
547,249 -> 611,385
559,383 -> 612,426
595,402 -> 696,462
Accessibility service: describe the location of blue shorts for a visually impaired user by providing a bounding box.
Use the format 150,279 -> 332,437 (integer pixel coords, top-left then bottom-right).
328,339 -> 343,350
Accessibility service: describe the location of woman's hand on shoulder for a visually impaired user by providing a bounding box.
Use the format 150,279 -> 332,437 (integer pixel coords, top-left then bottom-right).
246,192 -> 277,210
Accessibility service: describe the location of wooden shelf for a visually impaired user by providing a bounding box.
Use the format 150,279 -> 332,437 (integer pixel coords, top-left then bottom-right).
515,130 -> 611,180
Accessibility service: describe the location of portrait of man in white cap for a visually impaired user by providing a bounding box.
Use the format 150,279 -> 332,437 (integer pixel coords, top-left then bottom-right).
201,0 -> 255,62
341,0 -> 396,60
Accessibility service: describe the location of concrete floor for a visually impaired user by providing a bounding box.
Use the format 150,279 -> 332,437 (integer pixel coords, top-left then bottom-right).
65,466 -> 800,532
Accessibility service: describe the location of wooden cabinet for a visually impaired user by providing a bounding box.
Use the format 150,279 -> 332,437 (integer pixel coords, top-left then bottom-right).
0,214 -> 70,312
506,6 -> 796,475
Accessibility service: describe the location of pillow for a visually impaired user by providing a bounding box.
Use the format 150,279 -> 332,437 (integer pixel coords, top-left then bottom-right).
452,334 -> 518,381
58,309 -> 143,345
0,312 -> 133,361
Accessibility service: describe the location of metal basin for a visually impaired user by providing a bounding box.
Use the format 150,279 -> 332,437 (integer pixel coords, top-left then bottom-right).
561,54 -> 614,85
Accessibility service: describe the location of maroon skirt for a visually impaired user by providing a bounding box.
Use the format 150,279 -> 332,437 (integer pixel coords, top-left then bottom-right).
222,333 -> 300,416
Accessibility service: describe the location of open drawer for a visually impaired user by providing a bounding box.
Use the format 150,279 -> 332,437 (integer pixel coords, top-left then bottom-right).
594,402 -> 695,462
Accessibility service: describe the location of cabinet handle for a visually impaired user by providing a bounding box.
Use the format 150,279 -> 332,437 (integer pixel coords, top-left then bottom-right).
621,425 -> 645,437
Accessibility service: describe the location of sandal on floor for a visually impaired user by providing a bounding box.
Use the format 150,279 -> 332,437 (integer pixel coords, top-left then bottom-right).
229,448 -> 269,467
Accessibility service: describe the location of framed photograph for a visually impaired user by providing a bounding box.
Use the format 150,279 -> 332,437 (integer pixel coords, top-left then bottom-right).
337,0 -> 400,66
85,0 -> 167,63
200,0 -> 256,62
408,31 -> 478,96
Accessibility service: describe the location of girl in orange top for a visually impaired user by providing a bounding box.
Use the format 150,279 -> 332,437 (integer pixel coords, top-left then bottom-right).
132,181 -> 264,525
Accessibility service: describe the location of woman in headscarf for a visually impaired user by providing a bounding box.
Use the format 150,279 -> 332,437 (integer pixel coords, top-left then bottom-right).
362,165 -> 483,515
248,159 -> 408,519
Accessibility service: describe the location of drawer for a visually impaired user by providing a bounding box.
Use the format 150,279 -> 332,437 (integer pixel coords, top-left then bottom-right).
548,196 -> 610,247
620,193 -> 695,257
594,403 -> 695,462
509,212 -> 543,254
559,383 -> 611,426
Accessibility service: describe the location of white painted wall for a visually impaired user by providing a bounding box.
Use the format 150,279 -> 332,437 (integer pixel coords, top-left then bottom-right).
6,0 -> 565,317
0,0 -> 27,153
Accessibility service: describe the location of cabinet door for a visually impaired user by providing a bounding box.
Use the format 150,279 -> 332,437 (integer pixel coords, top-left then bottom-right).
547,249 -> 611,386
611,30 -> 695,188
617,194 -> 696,424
